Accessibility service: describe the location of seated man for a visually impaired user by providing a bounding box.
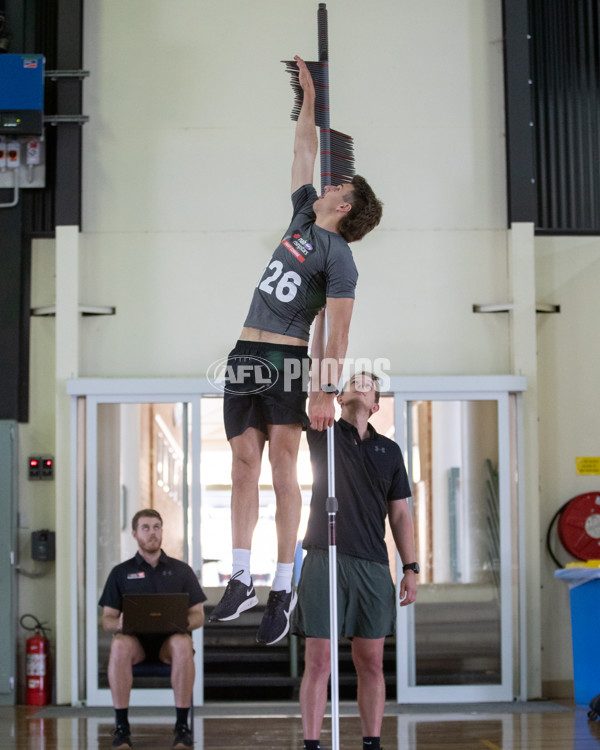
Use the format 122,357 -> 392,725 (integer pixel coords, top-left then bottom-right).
295,315 -> 418,750
99,509 -> 206,750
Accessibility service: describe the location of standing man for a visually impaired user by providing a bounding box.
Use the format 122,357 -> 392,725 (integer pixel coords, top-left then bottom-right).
209,55 -> 383,647
99,509 -> 206,750
295,327 -> 418,750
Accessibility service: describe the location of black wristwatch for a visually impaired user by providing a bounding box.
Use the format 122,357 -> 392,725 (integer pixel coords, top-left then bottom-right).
402,562 -> 420,574
321,383 -> 339,394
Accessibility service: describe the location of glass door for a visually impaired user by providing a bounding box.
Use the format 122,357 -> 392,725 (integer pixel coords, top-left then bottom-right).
85,397 -> 202,707
68,375 -> 524,705
396,394 -> 515,702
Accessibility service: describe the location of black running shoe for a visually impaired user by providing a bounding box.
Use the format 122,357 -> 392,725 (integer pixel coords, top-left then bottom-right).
256,588 -> 298,645
208,572 -> 258,622
173,723 -> 193,749
112,725 -> 132,749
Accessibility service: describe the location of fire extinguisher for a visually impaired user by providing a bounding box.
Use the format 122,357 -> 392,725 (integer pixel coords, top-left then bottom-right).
20,614 -> 52,706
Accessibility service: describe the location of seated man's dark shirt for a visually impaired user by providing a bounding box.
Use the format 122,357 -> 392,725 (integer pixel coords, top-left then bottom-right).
99,550 -> 206,612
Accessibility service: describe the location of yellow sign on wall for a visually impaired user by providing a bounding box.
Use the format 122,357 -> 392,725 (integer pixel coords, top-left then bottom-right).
576,457 -> 600,475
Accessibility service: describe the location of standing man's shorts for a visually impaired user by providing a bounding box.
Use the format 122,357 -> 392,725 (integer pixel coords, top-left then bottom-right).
293,549 -> 396,639
223,340 -> 311,441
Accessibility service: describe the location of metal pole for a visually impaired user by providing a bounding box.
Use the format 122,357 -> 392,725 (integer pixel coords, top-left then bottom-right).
324,311 -> 340,750
318,7 -> 340,749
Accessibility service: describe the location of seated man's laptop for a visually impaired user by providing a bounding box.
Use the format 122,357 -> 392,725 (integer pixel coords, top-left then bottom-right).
122,593 -> 189,635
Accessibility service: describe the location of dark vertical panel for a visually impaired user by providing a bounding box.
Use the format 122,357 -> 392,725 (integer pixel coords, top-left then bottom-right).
24,0 -> 58,236
0,204 -> 30,422
54,0 -> 83,227
502,0 -> 537,225
23,0 -> 58,236
530,0 -> 600,233
0,0 -> 32,421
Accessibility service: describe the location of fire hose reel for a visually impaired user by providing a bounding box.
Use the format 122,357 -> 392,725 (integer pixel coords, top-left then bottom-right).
556,492 -> 600,561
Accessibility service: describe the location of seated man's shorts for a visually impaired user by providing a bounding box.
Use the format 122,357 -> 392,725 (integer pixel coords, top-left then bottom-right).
136,633 -> 170,661
134,632 -> 193,662
293,549 -> 396,639
223,340 -> 311,441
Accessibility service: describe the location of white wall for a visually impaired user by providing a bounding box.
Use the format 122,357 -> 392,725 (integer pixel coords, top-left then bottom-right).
79,0 -> 510,378
22,0 -> 596,702
536,236 -> 600,693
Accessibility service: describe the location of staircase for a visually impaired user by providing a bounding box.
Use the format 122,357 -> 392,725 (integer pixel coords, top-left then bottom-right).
203,603 -> 398,701
204,605 -> 298,700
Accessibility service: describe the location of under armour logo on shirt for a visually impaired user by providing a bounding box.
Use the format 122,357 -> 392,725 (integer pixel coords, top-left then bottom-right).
374,446 -> 386,453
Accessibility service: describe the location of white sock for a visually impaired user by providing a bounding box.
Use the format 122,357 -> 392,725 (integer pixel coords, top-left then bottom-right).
232,548 -> 252,587
271,562 -> 294,593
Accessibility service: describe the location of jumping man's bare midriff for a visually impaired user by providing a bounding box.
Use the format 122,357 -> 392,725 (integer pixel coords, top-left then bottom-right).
240,326 -> 308,348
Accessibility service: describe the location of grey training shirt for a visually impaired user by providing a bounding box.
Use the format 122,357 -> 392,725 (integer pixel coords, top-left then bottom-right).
243,185 -> 358,342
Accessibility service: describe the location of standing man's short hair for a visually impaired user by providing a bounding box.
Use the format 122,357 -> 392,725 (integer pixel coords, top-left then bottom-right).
131,508 -> 163,531
343,371 -> 381,404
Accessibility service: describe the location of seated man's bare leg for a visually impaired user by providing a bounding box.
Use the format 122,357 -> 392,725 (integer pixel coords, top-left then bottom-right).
161,634 -> 195,748
160,633 -> 195,708
107,634 -> 146,709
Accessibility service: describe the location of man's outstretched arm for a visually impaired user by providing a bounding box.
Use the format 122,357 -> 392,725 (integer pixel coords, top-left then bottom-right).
291,55 -> 318,193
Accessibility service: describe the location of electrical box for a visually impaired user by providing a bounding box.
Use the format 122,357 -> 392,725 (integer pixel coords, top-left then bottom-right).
31,530 -> 55,562
0,54 -> 44,135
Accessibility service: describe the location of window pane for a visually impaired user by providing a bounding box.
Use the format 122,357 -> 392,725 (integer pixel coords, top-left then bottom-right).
199,396 -> 312,589
409,400 -> 501,686
96,402 -> 189,689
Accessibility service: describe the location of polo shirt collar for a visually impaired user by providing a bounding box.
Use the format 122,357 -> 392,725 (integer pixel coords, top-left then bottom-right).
134,549 -> 168,569
338,417 -> 380,441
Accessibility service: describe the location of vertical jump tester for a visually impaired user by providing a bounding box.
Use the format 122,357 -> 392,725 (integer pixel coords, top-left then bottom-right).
284,6 -> 356,750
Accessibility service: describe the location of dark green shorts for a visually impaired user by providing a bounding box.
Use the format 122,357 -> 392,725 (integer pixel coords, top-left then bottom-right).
293,549 -> 396,639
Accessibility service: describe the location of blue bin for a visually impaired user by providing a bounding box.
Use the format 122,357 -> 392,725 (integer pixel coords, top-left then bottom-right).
556,569 -> 600,705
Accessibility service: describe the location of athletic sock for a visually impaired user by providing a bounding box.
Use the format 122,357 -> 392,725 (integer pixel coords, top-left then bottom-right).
271,562 -> 294,593
232,548 -> 252,587
175,706 -> 190,727
363,737 -> 381,750
115,707 -> 129,729
303,741 -> 320,750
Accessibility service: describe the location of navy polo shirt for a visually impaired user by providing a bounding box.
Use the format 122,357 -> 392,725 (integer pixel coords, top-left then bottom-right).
98,550 -> 206,612
304,418 -> 412,564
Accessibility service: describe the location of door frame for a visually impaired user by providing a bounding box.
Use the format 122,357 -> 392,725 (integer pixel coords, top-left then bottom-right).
390,376 -> 526,702
67,375 -> 526,705
67,378 -> 210,706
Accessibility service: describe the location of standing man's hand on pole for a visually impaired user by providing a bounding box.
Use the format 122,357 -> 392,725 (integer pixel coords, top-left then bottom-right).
308,299 -> 354,430
309,391 -> 337,431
